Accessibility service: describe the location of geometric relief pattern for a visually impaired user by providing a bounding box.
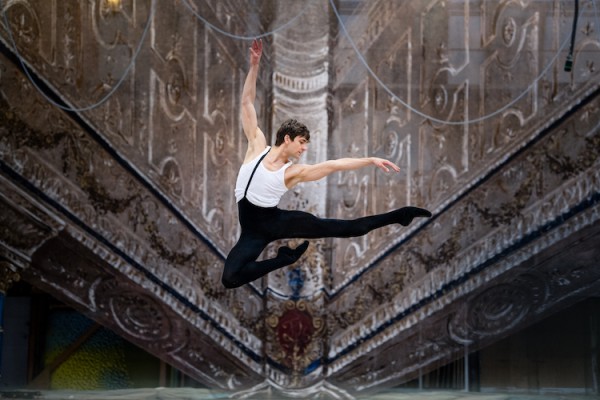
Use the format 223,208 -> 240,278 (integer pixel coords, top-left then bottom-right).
329,79 -> 377,286
326,92 -> 600,393
0,47 -> 265,387
195,33 -> 240,248
478,1 -> 539,161
329,111 -> 600,390
0,0 -> 254,257
419,0 -> 470,206
329,0 -> 599,298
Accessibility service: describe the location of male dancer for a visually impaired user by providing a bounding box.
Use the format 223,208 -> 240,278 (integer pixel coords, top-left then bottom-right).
222,39 -> 431,289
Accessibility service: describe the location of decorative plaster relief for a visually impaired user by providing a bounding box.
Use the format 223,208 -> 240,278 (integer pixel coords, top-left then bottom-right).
326,92 -> 600,382
0,53 -> 265,372
25,235 -> 262,389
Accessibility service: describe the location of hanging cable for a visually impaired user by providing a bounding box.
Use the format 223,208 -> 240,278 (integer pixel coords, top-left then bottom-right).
564,0 -> 579,71
180,0 -> 311,40
0,0 -> 155,113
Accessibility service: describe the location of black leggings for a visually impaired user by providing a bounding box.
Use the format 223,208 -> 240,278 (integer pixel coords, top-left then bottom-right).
221,198 -> 428,288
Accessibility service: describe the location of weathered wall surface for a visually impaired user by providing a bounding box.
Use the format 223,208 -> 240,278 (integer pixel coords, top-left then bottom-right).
1,0 -> 599,396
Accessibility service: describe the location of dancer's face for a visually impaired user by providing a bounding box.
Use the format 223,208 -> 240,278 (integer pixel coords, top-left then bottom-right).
287,135 -> 309,159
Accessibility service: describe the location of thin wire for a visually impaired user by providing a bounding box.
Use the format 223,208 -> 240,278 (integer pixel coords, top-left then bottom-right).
329,0 -> 573,126
0,0 -> 156,113
180,0 -> 311,40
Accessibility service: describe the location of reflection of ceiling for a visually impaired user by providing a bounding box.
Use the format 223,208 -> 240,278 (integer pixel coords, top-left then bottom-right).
0,0 -> 599,397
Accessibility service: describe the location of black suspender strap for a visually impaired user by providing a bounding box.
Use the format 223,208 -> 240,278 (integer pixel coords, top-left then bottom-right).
244,148 -> 270,198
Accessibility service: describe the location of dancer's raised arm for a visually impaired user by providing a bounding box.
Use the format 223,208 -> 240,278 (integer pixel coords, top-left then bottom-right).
241,39 -> 267,161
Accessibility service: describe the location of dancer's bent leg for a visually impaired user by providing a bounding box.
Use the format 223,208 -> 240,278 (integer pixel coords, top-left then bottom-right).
221,234 -> 309,289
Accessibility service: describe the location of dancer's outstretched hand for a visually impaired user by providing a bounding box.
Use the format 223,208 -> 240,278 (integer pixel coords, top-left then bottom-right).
372,157 -> 400,173
250,38 -> 263,66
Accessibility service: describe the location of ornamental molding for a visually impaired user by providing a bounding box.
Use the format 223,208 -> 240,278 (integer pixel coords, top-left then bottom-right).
0,51 -> 264,377
325,91 -> 600,383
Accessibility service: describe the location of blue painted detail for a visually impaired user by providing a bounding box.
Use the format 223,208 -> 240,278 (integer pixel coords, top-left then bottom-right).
287,268 -> 305,300
304,359 -> 321,374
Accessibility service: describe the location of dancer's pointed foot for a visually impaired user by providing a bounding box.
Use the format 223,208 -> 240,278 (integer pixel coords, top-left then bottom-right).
277,240 -> 310,264
394,207 -> 432,226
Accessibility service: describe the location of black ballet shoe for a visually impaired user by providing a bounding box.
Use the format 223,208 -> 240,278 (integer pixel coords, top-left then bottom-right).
394,207 -> 432,226
277,240 -> 310,264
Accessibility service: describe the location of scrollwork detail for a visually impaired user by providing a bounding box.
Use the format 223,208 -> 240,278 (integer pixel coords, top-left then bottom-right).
94,278 -> 173,342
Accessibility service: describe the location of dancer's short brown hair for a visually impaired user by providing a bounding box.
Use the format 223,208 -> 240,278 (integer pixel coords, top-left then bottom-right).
275,119 -> 310,146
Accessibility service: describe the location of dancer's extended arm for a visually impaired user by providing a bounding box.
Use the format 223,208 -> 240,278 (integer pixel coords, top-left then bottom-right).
241,39 -> 267,161
286,157 -> 400,188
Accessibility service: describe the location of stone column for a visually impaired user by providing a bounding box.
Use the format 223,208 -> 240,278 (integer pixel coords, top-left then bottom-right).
262,0 -> 332,392
268,0 -> 331,296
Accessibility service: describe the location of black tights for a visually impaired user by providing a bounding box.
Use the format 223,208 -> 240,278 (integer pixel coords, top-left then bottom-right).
221,198 -> 431,288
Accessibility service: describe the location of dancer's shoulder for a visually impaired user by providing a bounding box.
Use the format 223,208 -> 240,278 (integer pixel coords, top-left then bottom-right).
243,144 -> 269,164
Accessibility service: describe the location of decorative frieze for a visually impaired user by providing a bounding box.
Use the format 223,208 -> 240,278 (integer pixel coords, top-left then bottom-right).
326,92 -> 600,385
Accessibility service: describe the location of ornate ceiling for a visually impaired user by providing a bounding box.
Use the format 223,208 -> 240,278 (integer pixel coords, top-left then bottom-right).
0,0 -> 599,398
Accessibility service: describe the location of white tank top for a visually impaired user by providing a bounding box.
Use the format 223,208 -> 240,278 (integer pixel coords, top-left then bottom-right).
235,147 -> 293,207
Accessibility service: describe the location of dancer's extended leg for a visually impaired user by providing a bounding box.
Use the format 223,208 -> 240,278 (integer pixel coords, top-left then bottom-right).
269,206 -> 431,239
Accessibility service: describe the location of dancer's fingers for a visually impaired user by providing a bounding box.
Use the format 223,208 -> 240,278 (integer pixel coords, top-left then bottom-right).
381,159 -> 400,172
